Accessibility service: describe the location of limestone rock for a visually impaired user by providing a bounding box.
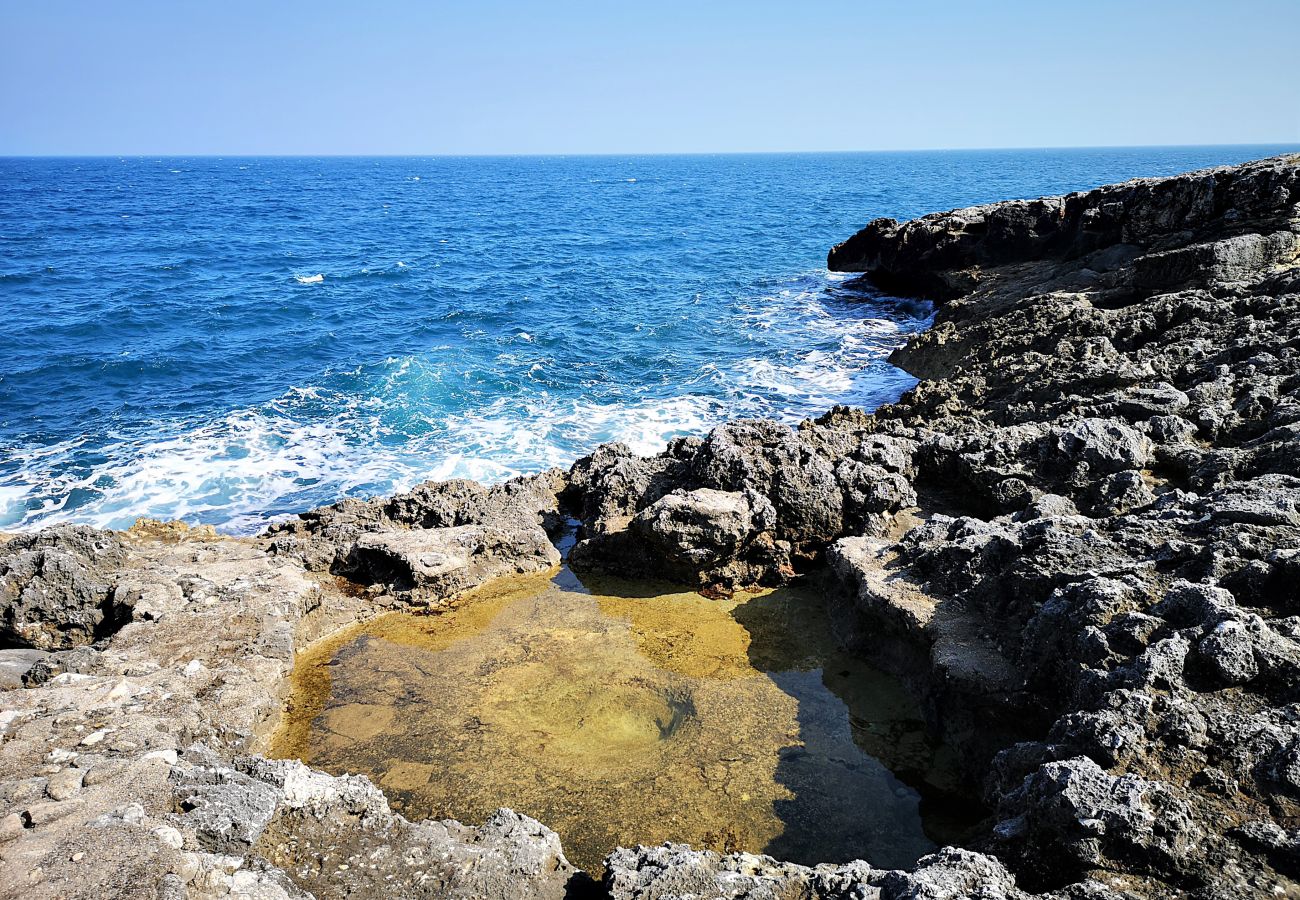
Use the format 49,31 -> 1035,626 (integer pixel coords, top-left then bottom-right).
0,525 -> 132,649
342,524 -> 560,597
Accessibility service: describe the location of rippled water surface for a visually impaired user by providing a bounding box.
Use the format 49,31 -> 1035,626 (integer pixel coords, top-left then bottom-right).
271,568 -> 964,871
2,147 -> 1293,531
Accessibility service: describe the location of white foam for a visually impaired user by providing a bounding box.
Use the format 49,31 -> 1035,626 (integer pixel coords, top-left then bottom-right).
1,271 -> 928,536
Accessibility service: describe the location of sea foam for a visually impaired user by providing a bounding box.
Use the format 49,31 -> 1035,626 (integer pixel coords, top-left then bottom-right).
0,271 -> 927,534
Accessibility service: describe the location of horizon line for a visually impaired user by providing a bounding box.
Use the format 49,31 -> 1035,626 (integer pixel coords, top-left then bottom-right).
3,141 -> 1300,160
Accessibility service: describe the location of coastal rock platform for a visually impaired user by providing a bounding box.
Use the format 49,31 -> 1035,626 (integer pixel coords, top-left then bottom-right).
3,154 -> 1299,899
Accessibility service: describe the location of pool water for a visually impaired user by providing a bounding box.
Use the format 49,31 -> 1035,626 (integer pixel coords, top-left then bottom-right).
272,566 -> 965,872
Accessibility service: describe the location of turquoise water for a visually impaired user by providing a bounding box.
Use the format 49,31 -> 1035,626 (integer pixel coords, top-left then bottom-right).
1,147 -> 1294,532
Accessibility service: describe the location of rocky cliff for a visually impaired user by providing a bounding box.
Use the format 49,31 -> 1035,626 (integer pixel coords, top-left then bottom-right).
2,154 -> 1298,899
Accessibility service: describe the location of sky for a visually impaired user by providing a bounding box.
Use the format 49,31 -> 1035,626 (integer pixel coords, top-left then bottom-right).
2,0 -> 1297,155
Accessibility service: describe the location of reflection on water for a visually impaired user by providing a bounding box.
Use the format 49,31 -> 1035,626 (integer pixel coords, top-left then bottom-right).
271,566 -> 962,873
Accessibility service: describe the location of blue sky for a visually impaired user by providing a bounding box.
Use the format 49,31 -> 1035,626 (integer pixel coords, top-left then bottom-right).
2,0 -> 1297,155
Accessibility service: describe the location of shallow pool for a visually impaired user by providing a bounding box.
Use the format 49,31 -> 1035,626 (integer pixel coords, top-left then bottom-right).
271,566 -> 961,872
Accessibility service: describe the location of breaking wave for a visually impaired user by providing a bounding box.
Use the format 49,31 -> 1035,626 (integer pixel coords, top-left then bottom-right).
0,272 -> 926,534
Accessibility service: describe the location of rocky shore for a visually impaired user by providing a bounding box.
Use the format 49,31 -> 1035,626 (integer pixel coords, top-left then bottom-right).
3,153 -> 1299,899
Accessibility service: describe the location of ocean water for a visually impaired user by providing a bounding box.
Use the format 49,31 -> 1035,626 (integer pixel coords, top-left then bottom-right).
1,146 -> 1294,533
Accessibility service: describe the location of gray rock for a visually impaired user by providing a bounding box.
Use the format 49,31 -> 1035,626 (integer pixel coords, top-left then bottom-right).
1046,419 -> 1152,476
0,525 -> 132,649
998,757 -> 1200,881
631,488 -> 770,568
343,524 -> 560,597
172,751 -> 577,899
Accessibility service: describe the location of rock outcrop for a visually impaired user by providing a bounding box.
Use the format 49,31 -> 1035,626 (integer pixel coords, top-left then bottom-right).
264,470 -> 567,602
2,154 -> 1299,899
1,527 -> 132,650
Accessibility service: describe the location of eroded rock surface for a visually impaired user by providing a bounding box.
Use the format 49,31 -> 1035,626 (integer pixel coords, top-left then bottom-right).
265,470 -> 567,603
1,526 -> 132,650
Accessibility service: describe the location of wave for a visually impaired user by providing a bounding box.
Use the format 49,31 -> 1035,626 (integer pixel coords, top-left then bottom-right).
0,390 -> 725,535
0,271 -> 928,535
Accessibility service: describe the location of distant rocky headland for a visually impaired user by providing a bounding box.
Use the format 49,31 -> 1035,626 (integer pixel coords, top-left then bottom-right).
3,154 -> 1299,899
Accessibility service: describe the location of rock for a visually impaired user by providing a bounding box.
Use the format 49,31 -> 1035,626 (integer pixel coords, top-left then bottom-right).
632,488 -> 768,567
0,525 -> 132,649
565,416 -> 919,587
22,798 -> 84,827
44,767 -> 84,801
342,524 -> 560,597
571,487 -> 794,589
879,847 -> 1026,900
829,154 -> 1300,299
603,843 -> 880,900
1045,418 -> 1152,476
1196,619 -> 1260,686
267,469 -> 567,574
0,812 -> 23,842
0,648 -> 48,689
172,753 -> 577,899
997,757 -> 1202,883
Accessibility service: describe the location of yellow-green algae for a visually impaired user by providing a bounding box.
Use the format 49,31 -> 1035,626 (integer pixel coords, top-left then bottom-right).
271,567 -> 952,873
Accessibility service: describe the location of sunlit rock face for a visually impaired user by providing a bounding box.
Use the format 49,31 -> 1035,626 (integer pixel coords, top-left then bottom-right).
272,568 -> 959,872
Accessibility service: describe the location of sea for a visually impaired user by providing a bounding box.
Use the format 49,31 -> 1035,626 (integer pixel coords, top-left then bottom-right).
2,146 -> 1294,533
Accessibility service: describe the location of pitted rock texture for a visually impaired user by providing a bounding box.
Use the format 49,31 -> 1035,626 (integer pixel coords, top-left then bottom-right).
171,749 -> 577,899
565,423 -> 918,590
818,154 -> 1300,898
1,526 -> 132,650
264,470 -> 567,602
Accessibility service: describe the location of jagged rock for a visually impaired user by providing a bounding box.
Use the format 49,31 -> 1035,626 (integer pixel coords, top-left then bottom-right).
603,843 -> 875,900
1045,419 -> 1151,477
603,843 -> 1031,900
266,469 -> 566,575
565,418 -> 919,586
0,525 -> 132,649
829,154 -> 1300,299
632,488 -> 772,567
997,757 -> 1201,884
171,750 -> 577,899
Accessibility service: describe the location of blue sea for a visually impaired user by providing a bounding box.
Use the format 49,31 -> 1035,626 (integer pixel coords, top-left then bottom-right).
1,146 -> 1294,533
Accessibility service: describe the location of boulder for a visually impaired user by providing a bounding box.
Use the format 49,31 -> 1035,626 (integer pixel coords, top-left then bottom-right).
0,525 -> 132,649
342,525 -> 560,597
